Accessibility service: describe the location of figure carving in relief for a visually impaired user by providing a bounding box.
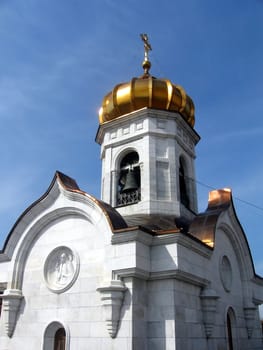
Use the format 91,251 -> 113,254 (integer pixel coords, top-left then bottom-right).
55,252 -> 74,285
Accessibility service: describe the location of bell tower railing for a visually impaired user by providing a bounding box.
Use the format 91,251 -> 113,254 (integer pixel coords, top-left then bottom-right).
117,189 -> 141,207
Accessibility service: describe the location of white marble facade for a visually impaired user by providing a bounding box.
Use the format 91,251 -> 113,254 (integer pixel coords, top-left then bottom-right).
0,108 -> 263,350
96,108 -> 199,221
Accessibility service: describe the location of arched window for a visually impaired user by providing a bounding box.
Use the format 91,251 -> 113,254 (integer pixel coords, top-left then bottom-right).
54,328 -> 66,350
43,322 -> 69,350
117,151 -> 141,206
226,308 -> 237,350
179,157 -> 190,209
227,312 -> 234,350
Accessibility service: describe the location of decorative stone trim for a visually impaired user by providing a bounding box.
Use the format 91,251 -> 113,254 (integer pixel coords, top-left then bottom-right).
111,229 -> 153,246
243,304 -> 257,338
113,267 -> 209,286
44,246 -> 80,294
112,229 -> 212,259
113,267 -> 150,281
97,280 -> 127,338
2,289 -> 24,337
200,287 -> 219,338
219,255 -> 232,292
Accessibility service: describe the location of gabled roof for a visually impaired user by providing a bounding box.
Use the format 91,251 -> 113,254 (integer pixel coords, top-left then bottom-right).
55,171 -> 128,231
189,189 -> 231,247
0,171 -> 128,257
189,188 -> 261,279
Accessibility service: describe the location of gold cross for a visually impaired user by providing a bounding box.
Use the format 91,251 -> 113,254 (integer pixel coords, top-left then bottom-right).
140,33 -> 152,62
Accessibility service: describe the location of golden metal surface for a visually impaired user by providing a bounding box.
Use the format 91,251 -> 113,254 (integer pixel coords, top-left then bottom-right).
99,75 -> 195,127
140,33 -> 152,76
98,35 -> 195,127
189,189 -> 233,248
208,188 -> 232,208
140,33 -> 152,62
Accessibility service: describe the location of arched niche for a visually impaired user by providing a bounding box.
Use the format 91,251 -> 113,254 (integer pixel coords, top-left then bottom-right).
226,307 -> 238,350
42,321 -> 70,350
10,208 -> 91,291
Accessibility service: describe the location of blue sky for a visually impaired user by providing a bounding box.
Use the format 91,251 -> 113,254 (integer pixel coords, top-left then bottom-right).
0,1 -> 263,276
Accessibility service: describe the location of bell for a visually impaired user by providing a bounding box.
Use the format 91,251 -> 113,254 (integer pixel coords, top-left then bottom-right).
121,170 -> 138,192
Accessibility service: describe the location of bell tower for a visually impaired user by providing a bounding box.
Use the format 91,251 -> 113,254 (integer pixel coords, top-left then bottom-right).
96,35 -> 200,229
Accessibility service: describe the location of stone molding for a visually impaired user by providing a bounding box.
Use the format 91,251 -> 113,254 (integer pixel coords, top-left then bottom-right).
219,255 -> 232,292
151,269 -> 209,286
44,246 -> 80,294
97,280 -> 127,338
112,229 -> 212,258
9,208 -> 87,291
243,304 -> 257,338
113,267 -> 150,280
113,267 -> 209,286
218,222 -> 255,282
153,234 -> 212,258
111,229 -> 153,246
200,287 -> 219,338
96,108 -> 199,146
2,289 -> 24,337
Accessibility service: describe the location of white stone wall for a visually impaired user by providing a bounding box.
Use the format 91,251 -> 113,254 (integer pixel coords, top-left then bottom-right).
0,177 -> 262,349
97,108 -> 199,220
0,216 -> 135,349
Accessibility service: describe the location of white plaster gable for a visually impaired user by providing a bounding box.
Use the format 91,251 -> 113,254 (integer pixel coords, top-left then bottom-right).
0,172 -> 131,347
190,190 -> 258,277
214,205 -> 263,306
189,188 -> 263,313
0,172 -> 128,289
0,174 -> 262,348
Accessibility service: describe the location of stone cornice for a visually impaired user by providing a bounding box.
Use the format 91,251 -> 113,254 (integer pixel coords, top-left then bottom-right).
112,229 -> 212,259
101,130 -> 197,158
96,108 -> 200,146
113,267 -> 209,287
111,230 -> 153,246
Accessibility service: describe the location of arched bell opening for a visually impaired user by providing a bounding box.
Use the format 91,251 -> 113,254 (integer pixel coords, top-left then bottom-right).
117,151 -> 141,207
179,156 -> 190,209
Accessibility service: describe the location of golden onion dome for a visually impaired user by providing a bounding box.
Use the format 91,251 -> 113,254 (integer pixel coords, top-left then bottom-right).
98,35 -> 195,128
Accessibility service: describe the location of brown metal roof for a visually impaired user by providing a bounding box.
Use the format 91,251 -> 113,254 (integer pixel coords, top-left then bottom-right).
188,189 -> 232,247
56,171 -> 128,231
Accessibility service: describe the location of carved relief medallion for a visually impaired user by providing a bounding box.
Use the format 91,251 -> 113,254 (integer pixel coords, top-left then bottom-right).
44,246 -> 79,293
219,255 -> 232,292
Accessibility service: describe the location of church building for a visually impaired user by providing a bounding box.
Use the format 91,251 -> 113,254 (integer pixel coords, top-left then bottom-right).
0,35 -> 263,349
